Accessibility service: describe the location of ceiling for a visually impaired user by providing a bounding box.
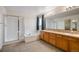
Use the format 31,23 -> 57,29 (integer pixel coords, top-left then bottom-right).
5,6 -> 56,16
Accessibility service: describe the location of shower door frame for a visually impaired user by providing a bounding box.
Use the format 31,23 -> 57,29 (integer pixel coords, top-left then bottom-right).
3,15 -> 20,43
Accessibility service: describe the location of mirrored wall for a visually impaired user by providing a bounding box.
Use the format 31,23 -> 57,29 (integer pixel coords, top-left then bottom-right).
46,15 -> 79,31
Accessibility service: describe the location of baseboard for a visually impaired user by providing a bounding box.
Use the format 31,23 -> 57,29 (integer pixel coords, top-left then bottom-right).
3,39 -> 25,46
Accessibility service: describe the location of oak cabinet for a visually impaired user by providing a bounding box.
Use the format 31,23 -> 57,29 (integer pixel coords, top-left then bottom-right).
69,37 -> 79,52
43,32 -> 49,42
40,31 -> 79,52
62,36 -> 69,51
49,33 -> 56,45
56,34 -> 63,49
56,35 -> 69,51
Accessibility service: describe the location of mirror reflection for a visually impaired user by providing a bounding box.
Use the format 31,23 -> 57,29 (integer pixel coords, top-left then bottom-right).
46,17 -> 79,31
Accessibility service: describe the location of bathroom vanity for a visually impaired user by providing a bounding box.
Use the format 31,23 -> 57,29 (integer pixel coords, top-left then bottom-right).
40,30 -> 79,52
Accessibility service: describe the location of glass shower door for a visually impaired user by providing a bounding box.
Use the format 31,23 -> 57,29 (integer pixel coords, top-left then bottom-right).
4,16 -> 18,42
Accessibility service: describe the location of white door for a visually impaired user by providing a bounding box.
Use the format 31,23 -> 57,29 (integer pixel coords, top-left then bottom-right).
4,16 -> 18,42
19,17 -> 25,40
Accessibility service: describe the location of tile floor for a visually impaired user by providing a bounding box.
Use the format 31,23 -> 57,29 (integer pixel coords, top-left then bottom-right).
2,36 -> 63,52
2,40 -> 63,52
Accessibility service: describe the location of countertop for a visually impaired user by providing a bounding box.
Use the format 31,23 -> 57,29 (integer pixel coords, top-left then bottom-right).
42,29 -> 79,38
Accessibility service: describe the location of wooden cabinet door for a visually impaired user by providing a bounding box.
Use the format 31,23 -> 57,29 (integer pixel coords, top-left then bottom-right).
43,32 -> 49,42
49,33 -> 56,45
40,31 -> 79,52
69,38 -> 79,52
62,36 -> 69,51
56,34 -> 69,51
56,34 -> 63,49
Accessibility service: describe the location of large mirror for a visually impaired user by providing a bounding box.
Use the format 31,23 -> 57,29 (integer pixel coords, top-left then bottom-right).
71,19 -> 77,31
46,17 -> 79,31
65,19 -> 78,31
65,19 -> 71,30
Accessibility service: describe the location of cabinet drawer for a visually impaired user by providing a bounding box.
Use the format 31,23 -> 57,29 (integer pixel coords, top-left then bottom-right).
49,33 -> 56,38
56,34 -> 62,37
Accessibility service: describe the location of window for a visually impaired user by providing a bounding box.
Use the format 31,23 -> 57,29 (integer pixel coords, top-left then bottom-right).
36,15 -> 46,30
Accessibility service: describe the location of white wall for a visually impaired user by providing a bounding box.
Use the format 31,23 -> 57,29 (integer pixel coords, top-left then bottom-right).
24,16 -> 37,36
0,7 -> 7,50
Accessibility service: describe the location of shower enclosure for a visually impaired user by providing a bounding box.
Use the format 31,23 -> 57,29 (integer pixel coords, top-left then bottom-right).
4,15 -> 25,43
